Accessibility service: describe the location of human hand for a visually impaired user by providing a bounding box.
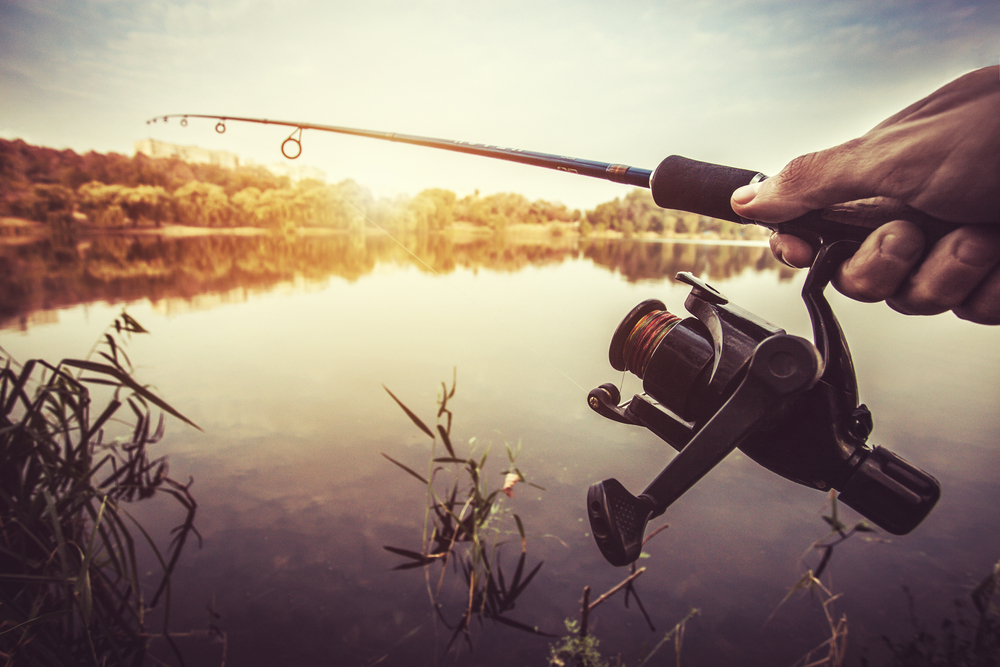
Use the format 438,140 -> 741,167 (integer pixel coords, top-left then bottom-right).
731,65 -> 1000,324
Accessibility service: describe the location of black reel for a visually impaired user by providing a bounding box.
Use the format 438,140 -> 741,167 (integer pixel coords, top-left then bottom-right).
586,240 -> 941,567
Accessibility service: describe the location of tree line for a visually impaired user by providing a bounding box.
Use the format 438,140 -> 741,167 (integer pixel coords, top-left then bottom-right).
0,138 -> 766,239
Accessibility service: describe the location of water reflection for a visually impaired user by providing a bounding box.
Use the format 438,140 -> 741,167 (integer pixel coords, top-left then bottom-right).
0,231 -> 786,330
1,235 -> 996,667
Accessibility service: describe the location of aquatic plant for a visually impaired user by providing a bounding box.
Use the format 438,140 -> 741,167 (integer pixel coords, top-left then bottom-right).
873,559 -> 1000,667
767,491 -> 886,667
381,372 -> 694,665
0,311 -> 200,666
381,371 -> 553,650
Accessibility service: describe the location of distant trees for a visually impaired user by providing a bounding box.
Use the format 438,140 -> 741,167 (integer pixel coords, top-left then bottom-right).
0,138 -> 760,239
581,189 -> 767,240
173,182 -> 233,227
452,191 -> 580,231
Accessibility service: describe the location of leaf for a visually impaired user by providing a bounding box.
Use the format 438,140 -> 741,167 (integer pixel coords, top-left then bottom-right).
513,514 -> 526,552
60,358 -> 200,431
381,453 -> 428,485
3,359 -> 35,416
821,515 -> 846,533
765,569 -> 821,627
437,381 -> 449,417
490,614 -> 559,637
383,385 -> 434,439
392,560 -> 434,571
437,424 -> 455,458
119,310 -> 149,334
501,471 -> 522,498
383,545 -> 432,561
512,560 -> 543,598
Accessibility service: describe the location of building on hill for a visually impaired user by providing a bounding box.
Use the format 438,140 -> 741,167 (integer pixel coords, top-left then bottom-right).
263,160 -> 326,183
133,139 -> 326,182
134,139 -> 240,170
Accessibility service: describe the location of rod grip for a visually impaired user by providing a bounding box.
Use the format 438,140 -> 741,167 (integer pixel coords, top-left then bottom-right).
650,155 -> 758,224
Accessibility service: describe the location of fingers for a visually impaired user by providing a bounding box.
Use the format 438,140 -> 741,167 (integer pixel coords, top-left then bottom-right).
885,225 -> 1000,324
831,222 -> 1000,324
769,232 -> 817,269
833,220 -> 926,302
953,269 -> 1000,325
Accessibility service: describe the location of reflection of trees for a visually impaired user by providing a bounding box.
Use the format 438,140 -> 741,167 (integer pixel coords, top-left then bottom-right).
0,233 -> 790,329
581,239 -> 788,283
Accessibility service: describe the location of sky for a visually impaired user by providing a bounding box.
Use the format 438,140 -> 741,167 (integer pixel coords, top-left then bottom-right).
1,0 -> 997,210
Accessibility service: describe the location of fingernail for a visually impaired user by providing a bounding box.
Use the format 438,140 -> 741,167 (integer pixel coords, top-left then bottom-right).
732,182 -> 761,206
880,232 -> 923,261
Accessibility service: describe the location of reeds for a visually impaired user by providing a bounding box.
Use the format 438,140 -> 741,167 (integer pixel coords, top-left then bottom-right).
381,372 -> 552,651
380,372 -> 694,666
0,311 -> 199,666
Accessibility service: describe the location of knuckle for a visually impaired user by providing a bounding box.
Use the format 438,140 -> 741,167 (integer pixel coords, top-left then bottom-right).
774,139 -> 865,205
774,152 -> 824,193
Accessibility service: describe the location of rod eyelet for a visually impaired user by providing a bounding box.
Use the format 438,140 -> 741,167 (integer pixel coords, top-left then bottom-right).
281,138 -> 302,159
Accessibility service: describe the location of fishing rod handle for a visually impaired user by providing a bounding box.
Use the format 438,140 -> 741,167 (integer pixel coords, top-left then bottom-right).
649,155 -> 958,247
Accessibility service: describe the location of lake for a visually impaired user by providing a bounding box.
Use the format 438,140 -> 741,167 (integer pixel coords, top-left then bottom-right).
1,230 -> 998,666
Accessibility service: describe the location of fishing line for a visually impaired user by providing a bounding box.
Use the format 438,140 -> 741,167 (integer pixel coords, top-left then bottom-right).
621,309 -> 681,378
612,308 -> 681,401
331,193 -> 589,395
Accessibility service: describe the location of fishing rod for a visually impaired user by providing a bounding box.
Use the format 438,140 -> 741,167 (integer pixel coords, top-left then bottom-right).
145,113 -> 956,248
148,112 -> 945,565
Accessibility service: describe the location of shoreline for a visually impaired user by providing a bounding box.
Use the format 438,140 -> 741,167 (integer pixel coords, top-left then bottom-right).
0,217 -> 770,247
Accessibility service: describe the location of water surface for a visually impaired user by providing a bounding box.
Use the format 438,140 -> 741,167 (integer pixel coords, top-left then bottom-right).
2,232 -> 997,666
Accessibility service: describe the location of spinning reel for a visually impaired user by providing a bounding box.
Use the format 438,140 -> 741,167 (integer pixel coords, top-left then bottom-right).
586,241 -> 941,566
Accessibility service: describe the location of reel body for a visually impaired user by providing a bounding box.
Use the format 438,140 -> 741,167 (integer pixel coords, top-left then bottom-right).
587,241 -> 941,566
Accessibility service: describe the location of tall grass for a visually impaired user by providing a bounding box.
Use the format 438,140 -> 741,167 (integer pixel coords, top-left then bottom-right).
380,372 -> 696,666
0,311 -> 199,666
381,372 -> 551,651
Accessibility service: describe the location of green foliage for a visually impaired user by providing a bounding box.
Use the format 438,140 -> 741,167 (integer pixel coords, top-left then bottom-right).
173,181 -> 233,227
77,182 -> 171,228
0,138 -> 767,240
548,607 -> 700,667
583,188 -> 768,239
0,311 -> 199,666
549,620 -> 609,667
10,184 -> 75,227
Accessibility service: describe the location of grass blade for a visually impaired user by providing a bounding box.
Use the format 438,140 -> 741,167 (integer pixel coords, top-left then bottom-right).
383,385 -> 434,439
381,453 -> 428,485
61,358 -> 200,431
437,424 -> 456,458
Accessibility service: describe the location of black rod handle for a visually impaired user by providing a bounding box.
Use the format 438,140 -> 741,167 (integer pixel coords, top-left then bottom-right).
650,155 -> 958,247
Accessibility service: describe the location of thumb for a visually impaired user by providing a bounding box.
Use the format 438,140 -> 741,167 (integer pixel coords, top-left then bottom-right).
731,142 -> 878,224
